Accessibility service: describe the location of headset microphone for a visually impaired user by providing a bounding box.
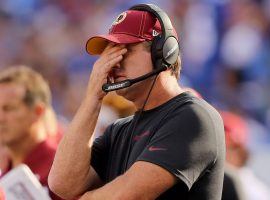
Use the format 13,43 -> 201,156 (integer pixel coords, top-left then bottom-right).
102,64 -> 167,92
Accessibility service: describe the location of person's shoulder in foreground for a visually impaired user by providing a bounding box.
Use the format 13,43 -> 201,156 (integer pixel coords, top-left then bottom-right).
48,3 -> 225,200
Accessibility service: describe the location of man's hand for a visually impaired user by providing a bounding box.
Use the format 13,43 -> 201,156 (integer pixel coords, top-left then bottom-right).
48,43 -> 127,199
87,43 -> 127,100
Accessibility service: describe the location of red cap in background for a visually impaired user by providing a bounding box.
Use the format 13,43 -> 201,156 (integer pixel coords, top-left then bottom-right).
219,111 -> 248,147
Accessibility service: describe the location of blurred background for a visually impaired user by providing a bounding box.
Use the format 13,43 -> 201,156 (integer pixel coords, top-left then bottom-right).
0,0 -> 270,190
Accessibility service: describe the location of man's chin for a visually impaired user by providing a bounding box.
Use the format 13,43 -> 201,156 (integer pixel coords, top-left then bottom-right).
115,87 -> 128,97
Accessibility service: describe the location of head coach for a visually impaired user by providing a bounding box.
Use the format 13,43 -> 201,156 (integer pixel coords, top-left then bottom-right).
49,4 -> 225,200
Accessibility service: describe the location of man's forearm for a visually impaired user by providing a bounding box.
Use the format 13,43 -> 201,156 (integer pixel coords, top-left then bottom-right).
49,95 -> 102,198
48,43 -> 128,199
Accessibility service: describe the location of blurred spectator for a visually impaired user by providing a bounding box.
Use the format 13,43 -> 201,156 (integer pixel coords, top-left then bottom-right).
44,106 -> 65,144
103,92 -> 136,117
182,87 -> 246,200
222,165 -> 246,200
220,110 -> 270,200
90,104 -> 119,145
0,66 -> 63,200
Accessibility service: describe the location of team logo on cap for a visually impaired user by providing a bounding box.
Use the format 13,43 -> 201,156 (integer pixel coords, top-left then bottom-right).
152,30 -> 160,37
112,12 -> 127,25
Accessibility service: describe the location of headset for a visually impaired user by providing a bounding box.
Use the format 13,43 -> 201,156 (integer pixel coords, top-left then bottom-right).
102,3 -> 180,92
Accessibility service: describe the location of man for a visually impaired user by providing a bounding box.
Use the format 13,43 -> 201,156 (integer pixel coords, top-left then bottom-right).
49,4 -> 225,200
0,66 -> 62,200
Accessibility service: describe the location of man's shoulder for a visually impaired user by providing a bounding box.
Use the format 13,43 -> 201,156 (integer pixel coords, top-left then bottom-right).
165,94 -> 224,138
175,94 -> 221,121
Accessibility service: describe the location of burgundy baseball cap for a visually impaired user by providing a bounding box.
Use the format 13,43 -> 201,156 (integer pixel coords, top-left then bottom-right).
86,10 -> 163,55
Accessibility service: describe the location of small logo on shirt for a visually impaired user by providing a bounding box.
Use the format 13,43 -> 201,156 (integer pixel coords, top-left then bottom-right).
134,130 -> 150,141
148,146 -> 167,151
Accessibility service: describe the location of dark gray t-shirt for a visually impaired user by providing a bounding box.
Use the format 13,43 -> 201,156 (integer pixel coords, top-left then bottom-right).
91,92 -> 225,199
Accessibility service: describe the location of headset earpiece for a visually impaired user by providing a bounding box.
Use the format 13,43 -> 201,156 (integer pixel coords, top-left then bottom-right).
151,34 -> 163,69
162,36 -> 179,66
129,4 -> 179,69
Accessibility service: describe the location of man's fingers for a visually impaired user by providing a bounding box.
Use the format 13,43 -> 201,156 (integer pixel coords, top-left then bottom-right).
97,47 -> 127,71
102,43 -> 126,56
107,48 -> 127,62
103,48 -> 127,72
103,55 -> 124,73
103,42 -> 115,52
101,42 -> 115,54
90,43 -> 127,93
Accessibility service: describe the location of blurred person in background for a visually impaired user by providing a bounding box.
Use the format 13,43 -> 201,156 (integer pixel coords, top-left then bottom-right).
0,103 -> 64,156
102,92 -> 136,118
0,66 -> 63,200
220,111 -> 270,200
222,160 -> 246,200
49,4 -> 225,200
182,87 -> 246,200
90,104 -> 119,144
43,106 -> 64,144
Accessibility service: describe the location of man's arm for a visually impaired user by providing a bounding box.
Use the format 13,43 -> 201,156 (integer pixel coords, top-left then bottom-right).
48,44 -> 127,199
48,96 -> 103,199
79,161 -> 177,200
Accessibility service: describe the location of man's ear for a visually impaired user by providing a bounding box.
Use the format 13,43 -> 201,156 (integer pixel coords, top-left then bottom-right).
33,102 -> 46,120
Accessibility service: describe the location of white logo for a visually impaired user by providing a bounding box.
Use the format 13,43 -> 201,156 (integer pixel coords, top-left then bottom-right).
152,30 -> 160,37
107,82 -> 126,90
165,43 -> 178,59
112,12 -> 127,25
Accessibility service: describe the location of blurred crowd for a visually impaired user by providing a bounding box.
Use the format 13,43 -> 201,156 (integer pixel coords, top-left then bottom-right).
0,0 -> 270,195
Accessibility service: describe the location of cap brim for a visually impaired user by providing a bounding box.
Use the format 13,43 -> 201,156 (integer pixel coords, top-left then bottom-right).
86,34 -> 146,55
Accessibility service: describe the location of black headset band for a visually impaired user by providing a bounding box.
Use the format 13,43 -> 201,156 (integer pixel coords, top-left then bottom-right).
129,4 -> 174,40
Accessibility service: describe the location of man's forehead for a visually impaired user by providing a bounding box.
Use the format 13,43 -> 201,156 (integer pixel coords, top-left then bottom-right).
0,83 -> 25,98
126,42 -> 147,52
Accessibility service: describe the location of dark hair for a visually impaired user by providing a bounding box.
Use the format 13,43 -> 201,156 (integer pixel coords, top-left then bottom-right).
0,66 -> 52,107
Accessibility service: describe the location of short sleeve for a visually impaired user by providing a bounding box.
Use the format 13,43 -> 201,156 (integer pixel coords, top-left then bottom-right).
137,104 -> 218,189
91,125 -> 112,181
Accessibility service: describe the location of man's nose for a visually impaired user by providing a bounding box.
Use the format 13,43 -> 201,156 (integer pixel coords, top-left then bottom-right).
111,65 -> 123,74
112,64 -> 122,71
